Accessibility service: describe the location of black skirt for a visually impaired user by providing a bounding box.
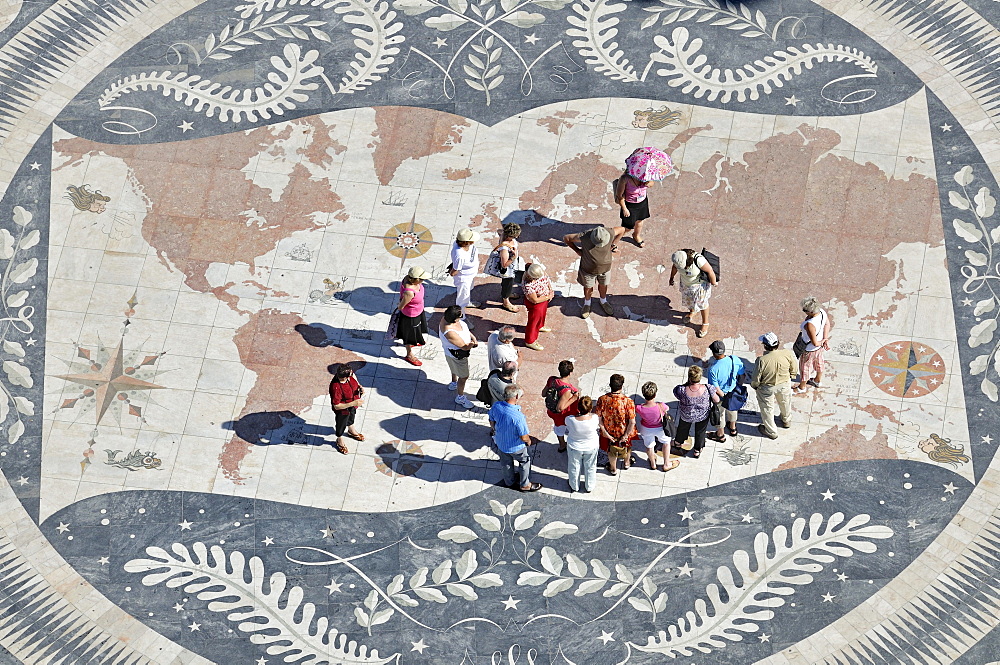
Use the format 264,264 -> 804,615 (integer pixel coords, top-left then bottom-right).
619,197 -> 650,229
397,310 -> 427,346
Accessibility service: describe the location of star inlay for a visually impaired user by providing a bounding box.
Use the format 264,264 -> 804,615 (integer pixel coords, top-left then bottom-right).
56,339 -> 165,425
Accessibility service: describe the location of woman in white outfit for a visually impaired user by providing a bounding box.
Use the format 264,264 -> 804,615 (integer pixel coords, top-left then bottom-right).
565,396 -> 600,493
450,228 -> 480,313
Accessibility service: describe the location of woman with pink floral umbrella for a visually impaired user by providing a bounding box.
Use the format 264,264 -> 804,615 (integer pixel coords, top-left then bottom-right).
612,146 -> 674,250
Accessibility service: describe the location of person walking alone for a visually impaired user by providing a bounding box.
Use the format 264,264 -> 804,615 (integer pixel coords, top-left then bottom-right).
563,226 -> 625,319
489,384 -> 542,492
329,364 -> 365,455
613,172 -> 653,249
752,332 -> 797,439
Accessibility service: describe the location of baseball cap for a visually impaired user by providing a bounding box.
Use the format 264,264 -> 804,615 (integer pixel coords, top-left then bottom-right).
590,226 -> 611,247
709,340 -> 726,355
758,332 -> 779,346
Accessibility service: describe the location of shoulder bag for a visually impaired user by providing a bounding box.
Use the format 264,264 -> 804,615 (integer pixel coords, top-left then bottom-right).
721,357 -> 748,411
386,309 -> 399,340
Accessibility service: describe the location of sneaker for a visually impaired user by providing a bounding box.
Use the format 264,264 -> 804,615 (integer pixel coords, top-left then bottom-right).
778,417 -> 791,429
456,395 -> 474,409
447,381 -> 458,391
525,342 -> 544,351
581,305 -> 592,319
807,379 -> 822,388
757,424 -> 778,440
600,301 -> 614,316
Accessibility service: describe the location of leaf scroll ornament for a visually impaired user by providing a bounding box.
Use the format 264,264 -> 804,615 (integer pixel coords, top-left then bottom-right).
566,0 -> 639,82
126,542 -> 399,664
630,512 -> 892,657
952,165 -> 1000,401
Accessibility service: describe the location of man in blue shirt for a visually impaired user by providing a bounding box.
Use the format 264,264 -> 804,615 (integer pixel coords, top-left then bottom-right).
488,384 -> 541,492
706,340 -> 745,441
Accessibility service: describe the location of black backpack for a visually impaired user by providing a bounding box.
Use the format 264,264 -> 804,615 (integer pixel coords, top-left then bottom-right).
543,377 -> 562,412
477,370 -> 500,405
699,248 -> 721,282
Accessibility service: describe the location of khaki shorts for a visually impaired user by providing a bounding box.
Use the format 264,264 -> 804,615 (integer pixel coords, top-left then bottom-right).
445,352 -> 470,378
577,270 -> 610,288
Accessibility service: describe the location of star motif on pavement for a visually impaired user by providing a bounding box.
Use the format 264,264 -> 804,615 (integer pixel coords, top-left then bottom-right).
188,621 -> 201,631
821,489 -> 836,501
961,297 -> 973,306
524,33 -> 539,44
178,120 -> 194,132
432,36 -> 447,48
56,338 -> 165,426
325,578 -> 343,594
821,592 -> 836,602
677,507 -> 694,521
676,562 -> 694,577
784,95 -> 800,106
759,633 -> 771,642
502,595 -> 520,610
173,602 -> 186,612
943,482 -> 957,495
941,123 -> 952,131
411,639 -> 429,654
320,526 -> 334,538
29,162 -> 40,170
907,519 -> 919,529
98,556 -> 110,566
178,520 -> 193,530
256,659 -> 268,665
25,338 -> 36,346
598,630 -> 615,645
15,476 -> 28,486
741,513 -> 753,523
262,536 -> 274,546
836,572 -> 848,582
983,434 -> 993,444
56,522 -> 70,533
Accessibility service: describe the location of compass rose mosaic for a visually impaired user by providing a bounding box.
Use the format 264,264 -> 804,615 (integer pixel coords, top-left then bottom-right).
374,214 -> 445,268
868,340 -> 946,398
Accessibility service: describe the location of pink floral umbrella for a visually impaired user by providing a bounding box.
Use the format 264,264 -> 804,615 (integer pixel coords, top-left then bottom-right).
625,146 -> 674,181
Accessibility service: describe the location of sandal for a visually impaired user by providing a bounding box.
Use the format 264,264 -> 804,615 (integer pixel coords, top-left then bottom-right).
348,432 -> 365,442
707,432 -> 726,443
518,482 -> 543,492
502,303 -> 521,313
662,458 -> 681,472
605,463 -> 617,476
648,459 -> 657,470
611,243 -> 619,253
696,324 -> 709,338
635,239 -> 645,248
691,449 -> 701,458
726,425 -> 738,437
335,442 -> 349,455
682,313 -> 692,324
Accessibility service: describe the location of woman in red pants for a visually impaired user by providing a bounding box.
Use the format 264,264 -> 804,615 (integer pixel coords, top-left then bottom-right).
522,263 -> 554,351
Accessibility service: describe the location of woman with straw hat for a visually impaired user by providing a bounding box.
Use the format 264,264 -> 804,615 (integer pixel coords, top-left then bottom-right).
397,266 -> 430,366
449,228 -> 481,314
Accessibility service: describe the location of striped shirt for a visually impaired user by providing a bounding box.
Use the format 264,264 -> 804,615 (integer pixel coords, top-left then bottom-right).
488,400 -> 529,454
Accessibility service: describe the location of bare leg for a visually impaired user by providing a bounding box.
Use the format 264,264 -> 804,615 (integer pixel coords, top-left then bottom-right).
646,446 -> 656,467
597,283 -> 609,299
405,344 -> 416,360
457,377 -> 468,395
557,435 -> 567,451
632,219 -> 644,243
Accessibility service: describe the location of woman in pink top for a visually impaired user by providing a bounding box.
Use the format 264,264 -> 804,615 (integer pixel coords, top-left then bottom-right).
634,381 -> 680,471
613,172 -> 652,249
396,266 -> 429,366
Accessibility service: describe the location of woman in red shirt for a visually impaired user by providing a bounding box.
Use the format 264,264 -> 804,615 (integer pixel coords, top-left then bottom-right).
329,364 -> 364,454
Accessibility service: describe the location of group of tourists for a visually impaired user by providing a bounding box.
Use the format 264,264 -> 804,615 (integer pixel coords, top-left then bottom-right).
327,146 -> 833,490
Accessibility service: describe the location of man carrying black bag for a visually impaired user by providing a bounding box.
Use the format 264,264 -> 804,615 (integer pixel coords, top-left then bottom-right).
706,340 -> 747,441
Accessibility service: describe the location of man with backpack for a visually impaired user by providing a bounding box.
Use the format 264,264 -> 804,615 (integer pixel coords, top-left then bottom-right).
706,340 -> 746,441
542,359 -> 580,452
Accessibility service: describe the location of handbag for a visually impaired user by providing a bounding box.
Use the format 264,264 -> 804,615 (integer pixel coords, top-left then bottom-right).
660,403 -> 676,440
721,357 -> 748,411
708,400 -> 723,427
386,309 -> 399,340
484,248 -> 504,277
792,334 -> 807,358
477,370 -> 499,405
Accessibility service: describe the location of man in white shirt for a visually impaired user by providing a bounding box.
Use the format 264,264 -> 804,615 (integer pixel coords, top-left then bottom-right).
487,326 -> 519,373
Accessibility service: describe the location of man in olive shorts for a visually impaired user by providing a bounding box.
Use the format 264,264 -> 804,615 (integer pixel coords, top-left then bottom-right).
563,225 -> 625,318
